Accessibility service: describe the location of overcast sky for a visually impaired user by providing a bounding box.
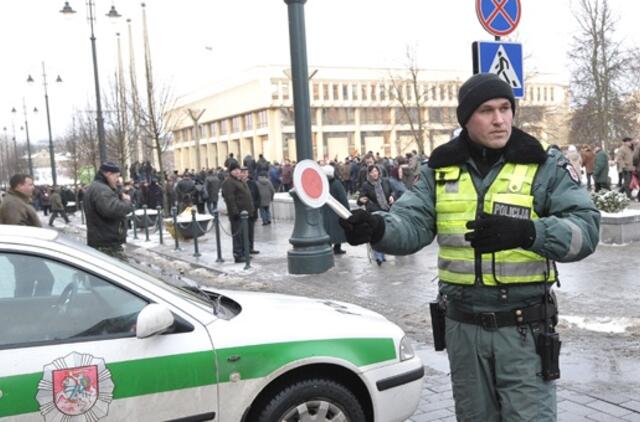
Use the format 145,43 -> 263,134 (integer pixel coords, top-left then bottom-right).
1,0 -> 639,145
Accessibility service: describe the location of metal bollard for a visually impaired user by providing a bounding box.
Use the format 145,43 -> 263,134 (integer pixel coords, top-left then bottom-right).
143,205 -> 150,241
240,210 -> 251,269
192,209 -> 201,258
132,210 -> 138,240
172,207 -> 180,250
156,206 -> 164,245
213,210 -> 224,263
80,201 -> 85,225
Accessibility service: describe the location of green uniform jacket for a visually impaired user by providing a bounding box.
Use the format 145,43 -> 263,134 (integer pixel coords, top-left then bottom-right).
374,128 -> 599,291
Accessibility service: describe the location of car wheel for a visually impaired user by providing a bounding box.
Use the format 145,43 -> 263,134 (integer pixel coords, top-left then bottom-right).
256,378 -> 366,422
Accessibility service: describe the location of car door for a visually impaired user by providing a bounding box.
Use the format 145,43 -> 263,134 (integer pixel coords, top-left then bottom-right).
0,249 -> 218,422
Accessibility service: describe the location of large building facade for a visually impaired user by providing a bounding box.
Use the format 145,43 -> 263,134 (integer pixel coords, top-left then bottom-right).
169,66 -> 569,170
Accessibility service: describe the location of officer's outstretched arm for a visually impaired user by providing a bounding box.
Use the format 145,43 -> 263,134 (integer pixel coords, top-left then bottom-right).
374,165 -> 437,255
528,155 -> 600,263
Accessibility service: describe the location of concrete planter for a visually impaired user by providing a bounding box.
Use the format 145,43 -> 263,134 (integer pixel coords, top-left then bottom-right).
599,209 -> 640,244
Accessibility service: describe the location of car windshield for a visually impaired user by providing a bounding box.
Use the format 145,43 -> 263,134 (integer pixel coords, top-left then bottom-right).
57,234 -> 221,313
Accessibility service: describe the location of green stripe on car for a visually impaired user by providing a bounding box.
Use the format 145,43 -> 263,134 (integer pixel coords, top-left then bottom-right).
0,337 -> 395,418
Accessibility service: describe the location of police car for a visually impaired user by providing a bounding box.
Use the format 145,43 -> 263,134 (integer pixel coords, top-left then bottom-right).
0,226 -> 424,422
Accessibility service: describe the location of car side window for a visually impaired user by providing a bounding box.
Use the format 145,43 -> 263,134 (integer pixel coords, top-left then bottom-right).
0,252 -> 148,348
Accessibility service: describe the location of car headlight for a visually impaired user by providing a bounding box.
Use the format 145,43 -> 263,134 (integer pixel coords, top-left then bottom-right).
399,336 -> 415,361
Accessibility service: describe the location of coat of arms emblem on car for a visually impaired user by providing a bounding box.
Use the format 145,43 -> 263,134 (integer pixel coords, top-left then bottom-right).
36,352 -> 114,421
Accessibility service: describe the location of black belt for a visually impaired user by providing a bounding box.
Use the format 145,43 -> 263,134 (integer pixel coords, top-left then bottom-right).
446,303 -> 557,329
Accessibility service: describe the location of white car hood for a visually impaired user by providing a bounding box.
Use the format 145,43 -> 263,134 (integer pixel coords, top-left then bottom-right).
205,289 -> 404,348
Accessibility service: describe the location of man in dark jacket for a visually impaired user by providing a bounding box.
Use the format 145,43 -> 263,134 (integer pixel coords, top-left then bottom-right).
205,170 -> 221,213
593,146 -> 610,192
241,167 -> 260,255
48,186 -> 70,226
221,162 -> 256,262
0,174 -> 54,296
175,174 -> 196,213
84,162 -> 134,259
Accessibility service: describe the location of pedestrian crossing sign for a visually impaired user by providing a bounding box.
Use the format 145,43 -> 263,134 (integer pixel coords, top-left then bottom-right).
472,41 -> 524,98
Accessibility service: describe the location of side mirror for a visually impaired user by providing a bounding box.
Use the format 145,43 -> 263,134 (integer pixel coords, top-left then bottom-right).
136,303 -> 175,339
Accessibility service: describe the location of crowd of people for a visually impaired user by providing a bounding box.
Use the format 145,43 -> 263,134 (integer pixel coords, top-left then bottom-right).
559,137 -> 640,199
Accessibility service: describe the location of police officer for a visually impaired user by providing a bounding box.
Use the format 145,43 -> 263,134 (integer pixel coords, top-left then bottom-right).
340,73 -> 600,421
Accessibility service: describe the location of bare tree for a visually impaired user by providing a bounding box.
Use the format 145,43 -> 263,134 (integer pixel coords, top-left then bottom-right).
75,108 -> 100,172
388,46 -> 430,155
104,74 -> 136,177
139,81 -> 177,177
568,0 -> 640,151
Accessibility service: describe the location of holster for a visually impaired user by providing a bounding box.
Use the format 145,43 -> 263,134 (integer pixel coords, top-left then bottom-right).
536,292 -> 561,381
537,330 -> 561,381
429,301 -> 446,351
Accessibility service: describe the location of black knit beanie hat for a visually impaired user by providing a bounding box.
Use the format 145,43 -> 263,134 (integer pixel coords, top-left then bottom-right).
99,161 -> 121,173
456,73 -> 516,127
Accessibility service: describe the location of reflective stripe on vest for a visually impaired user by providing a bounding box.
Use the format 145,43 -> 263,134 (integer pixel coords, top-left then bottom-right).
435,161 -> 556,286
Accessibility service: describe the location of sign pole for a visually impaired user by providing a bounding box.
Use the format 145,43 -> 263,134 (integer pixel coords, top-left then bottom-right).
284,0 -> 333,274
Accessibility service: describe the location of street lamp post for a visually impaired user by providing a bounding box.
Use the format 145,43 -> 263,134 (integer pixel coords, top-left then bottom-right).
28,62 -> 62,186
284,0 -> 334,274
186,109 -> 206,171
60,1 -> 121,164
12,104 -> 34,177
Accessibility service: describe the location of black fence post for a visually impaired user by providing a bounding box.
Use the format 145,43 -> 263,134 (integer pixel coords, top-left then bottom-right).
143,205 -> 150,242
172,206 -> 180,251
132,210 -> 138,240
156,205 -> 164,245
80,200 -> 85,225
240,210 -> 250,269
214,209 -> 224,263
192,208 -> 201,258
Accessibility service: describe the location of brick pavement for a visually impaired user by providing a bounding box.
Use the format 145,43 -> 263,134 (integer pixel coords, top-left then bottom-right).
411,346 -> 640,422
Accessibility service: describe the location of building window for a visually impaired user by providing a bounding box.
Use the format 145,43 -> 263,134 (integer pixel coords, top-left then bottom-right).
323,83 -> 329,100
406,83 -> 413,101
313,83 -> 320,101
543,87 -> 548,101
429,108 -> 443,123
361,107 -> 390,124
396,107 -> 419,124
351,84 -> 358,100
174,130 -> 182,143
379,85 -> 386,101
257,110 -> 268,128
342,84 -> 349,100
322,107 -> 355,125
550,87 -> 555,102
440,86 -> 445,102
388,85 -> 396,100
281,108 -> 295,126
361,85 -> 368,101
271,82 -> 279,100
244,113 -> 253,130
332,83 -> 339,100
282,82 -> 290,100
219,120 -> 228,135
232,116 -> 241,133
448,85 -> 454,101
369,84 -> 376,101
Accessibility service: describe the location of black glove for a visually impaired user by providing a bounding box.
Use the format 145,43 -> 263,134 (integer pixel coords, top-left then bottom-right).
464,213 -> 535,253
339,209 -> 385,245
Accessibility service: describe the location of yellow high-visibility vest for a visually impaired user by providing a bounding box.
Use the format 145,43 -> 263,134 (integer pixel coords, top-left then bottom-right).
435,161 -> 556,286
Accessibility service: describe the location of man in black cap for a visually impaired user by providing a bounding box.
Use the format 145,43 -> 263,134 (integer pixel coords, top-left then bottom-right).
340,73 -> 600,421
84,162 -> 134,259
221,162 -> 255,262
